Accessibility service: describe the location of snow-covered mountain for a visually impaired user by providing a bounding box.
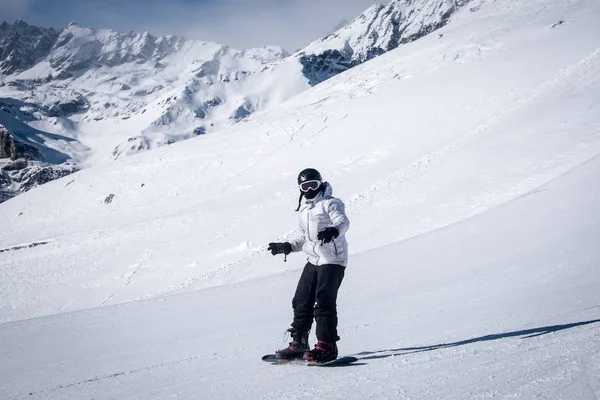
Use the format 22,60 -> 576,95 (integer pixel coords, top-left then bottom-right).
0,20 -> 291,156
0,0 -> 470,201
1,0 -> 599,397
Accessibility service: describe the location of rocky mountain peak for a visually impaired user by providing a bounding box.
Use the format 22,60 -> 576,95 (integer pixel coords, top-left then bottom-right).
0,20 -> 60,74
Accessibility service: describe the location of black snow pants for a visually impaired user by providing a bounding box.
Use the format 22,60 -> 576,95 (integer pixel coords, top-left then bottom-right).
291,262 -> 345,343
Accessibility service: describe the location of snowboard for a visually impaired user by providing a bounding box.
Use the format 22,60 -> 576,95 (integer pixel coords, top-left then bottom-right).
262,354 -> 359,367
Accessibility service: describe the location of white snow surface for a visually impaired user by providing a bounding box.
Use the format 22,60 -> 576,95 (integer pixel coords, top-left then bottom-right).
1,0 -> 600,398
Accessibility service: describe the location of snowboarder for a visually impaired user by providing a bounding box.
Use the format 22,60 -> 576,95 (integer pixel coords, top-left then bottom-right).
268,168 -> 350,363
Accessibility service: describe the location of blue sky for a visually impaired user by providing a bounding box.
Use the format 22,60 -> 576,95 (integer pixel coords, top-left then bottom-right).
1,0 -> 379,51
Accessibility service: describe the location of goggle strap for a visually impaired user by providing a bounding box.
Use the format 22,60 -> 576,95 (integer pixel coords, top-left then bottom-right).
295,191 -> 303,212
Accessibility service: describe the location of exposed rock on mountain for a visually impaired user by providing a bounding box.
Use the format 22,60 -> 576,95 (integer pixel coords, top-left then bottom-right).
300,50 -> 355,86
0,125 -> 41,160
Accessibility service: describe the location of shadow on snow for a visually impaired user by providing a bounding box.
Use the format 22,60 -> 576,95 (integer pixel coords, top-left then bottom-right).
356,318 -> 600,360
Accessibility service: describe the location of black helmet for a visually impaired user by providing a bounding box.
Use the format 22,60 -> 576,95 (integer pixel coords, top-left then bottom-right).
297,168 -> 322,184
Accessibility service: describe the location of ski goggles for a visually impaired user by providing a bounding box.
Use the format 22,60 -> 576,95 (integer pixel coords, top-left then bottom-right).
299,180 -> 321,192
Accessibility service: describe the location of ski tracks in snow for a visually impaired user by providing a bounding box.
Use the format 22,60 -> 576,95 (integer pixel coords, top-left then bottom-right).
345,47 -> 600,220
13,354 -> 204,400
99,249 -> 154,306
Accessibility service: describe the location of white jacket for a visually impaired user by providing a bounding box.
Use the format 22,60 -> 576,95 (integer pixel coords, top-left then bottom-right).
290,182 -> 350,267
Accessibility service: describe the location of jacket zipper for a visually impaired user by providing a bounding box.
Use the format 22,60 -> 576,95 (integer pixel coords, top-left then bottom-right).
306,209 -> 320,266
333,240 -> 338,256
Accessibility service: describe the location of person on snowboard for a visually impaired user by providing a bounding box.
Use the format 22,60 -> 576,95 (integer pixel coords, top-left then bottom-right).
268,168 -> 350,363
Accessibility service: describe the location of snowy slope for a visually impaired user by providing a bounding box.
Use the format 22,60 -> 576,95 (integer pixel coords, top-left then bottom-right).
1,0 -> 600,398
2,153 -> 598,399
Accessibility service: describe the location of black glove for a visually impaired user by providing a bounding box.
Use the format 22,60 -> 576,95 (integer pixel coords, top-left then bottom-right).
268,242 -> 292,256
317,227 -> 339,244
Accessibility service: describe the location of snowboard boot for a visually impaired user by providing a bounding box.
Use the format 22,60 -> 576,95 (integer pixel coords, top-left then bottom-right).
275,330 -> 309,360
303,340 -> 338,363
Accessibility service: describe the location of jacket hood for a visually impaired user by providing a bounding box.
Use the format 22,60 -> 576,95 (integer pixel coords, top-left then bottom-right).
322,181 -> 333,197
